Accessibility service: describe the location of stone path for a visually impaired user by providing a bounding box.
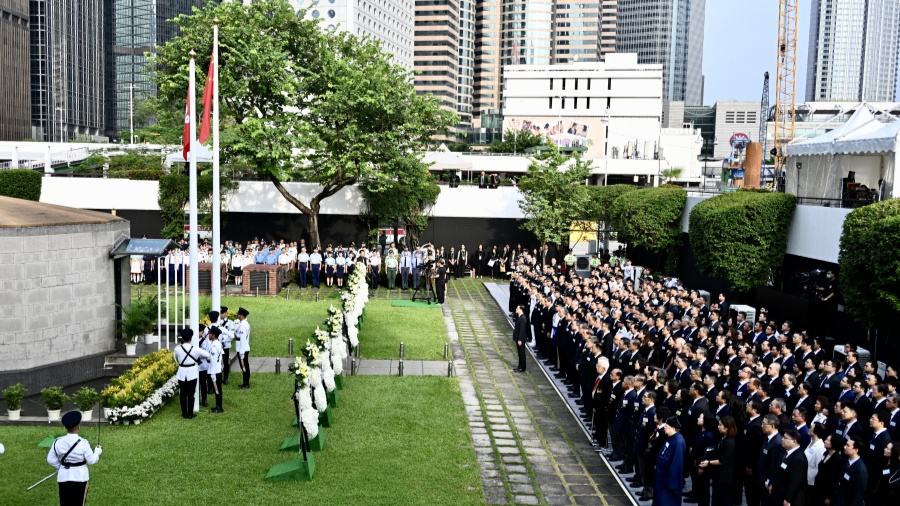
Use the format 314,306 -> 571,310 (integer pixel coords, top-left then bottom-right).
447,279 -> 633,506
245,357 -> 452,376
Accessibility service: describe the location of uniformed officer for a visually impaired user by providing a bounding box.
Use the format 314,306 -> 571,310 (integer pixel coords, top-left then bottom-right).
309,247 -> 323,288
297,247 -> 310,288
234,308 -> 251,389
207,326 -> 225,413
173,328 -> 210,419
212,309 -> 233,384
47,411 -> 102,506
197,324 -> 211,407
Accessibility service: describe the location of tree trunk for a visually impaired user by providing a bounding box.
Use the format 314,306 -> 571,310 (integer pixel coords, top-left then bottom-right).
308,203 -> 322,249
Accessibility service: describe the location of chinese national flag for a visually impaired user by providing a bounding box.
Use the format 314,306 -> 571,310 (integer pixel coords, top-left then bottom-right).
182,86 -> 191,161
199,53 -> 214,144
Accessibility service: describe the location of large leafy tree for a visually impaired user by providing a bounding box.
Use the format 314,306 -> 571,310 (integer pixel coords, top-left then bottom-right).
150,0 -> 456,247
360,159 -> 440,248
489,128 -> 545,154
517,146 -> 593,249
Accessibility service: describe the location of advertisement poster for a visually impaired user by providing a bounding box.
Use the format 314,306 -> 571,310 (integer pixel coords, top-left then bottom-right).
505,116 -> 603,158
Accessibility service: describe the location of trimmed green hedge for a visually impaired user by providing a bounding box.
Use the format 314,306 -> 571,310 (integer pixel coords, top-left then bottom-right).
0,169 -> 42,201
611,185 -> 687,254
839,199 -> 900,330
689,190 -> 797,293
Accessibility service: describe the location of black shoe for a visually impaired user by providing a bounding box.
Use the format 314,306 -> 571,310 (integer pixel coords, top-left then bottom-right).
223,379 -> 229,385
211,407 -> 223,413
574,400 -> 584,405
187,413 -> 196,419
554,373 -> 566,379
683,498 -> 699,504
201,400 -> 208,407
513,368 -> 525,372
239,384 -> 249,389
630,481 -> 643,489
638,495 -> 652,502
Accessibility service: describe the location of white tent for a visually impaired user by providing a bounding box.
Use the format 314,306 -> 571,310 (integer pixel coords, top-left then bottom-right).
422,144 -> 473,171
165,143 -> 213,164
784,106 -> 896,200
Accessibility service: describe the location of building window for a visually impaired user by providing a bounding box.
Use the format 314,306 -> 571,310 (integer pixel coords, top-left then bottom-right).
562,79 -> 566,90
574,79 -> 578,90
587,78 -> 591,90
606,97 -> 610,108
328,9 -> 335,17
574,97 -> 578,109
587,97 -> 591,109
607,79 -> 612,90
549,96 -> 553,108
550,78 -> 553,90
562,98 -> 566,109
312,9 -> 320,18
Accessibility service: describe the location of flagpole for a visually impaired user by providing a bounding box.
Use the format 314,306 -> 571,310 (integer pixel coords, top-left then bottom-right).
211,18 -> 221,314
189,50 -> 201,414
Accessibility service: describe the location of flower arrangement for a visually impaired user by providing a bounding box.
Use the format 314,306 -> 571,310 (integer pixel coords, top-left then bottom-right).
101,349 -> 179,424
341,261 -> 369,348
288,357 -> 319,439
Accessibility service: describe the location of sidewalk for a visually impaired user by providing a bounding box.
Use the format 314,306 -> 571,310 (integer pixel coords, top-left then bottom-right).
245,357 -> 452,376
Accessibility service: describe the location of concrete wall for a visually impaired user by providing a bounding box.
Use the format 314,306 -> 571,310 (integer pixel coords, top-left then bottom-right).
0,221 -> 128,372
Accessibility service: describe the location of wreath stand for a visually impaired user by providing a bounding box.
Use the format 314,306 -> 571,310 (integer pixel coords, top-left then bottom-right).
267,389 -> 315,482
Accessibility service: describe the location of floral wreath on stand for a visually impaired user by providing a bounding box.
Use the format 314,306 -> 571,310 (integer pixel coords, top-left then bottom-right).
326,306 -> 346,376
304,338 -> 329,413
288,357 -> 318,440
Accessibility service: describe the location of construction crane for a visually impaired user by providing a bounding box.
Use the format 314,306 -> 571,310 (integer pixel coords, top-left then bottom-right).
773,0 -> 799,191
759,71 -> 769,159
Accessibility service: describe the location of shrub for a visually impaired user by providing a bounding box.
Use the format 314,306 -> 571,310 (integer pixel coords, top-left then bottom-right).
610,185 -> 687,254
689,190 -> 797,293
0,169 -> 42,201
40,386 -> 69,410
100,350 -> 178,409
2,383 -> 27,411
581,184 -> 639,240
72,387 -> 100,411
839,199 -> 900,330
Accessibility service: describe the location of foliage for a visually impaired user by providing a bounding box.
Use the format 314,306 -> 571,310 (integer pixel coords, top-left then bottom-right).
118,297 -> 156,343
157,171 -> 235,240
488,128 -> 544,153
100,350 -> 178,409
445,141 -> 470,152
40,387 -> 68,410
839,199 -> 900,330
72,387 -> 100,411
0,169 -> 42,201
151,0 -> 456,248
2,383 -> 27,411
578,184 -> 639,240
689,190 -> 797,293
661,168 -> 683,182
517,146 -> 593,248
360,161 -> 440,247
611,185 -> 687,257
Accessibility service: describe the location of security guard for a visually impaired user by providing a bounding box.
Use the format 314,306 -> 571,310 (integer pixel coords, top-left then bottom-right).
207,326 -> 225,413
47,411 -> 102,506
564,249 -> 576,273
234,308 -> 251,389
173,328 -> 210,419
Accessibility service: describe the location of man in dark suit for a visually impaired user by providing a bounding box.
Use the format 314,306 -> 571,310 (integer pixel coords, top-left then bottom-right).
888,392 -> 900,440
864,411 -> 892,503
840,403 -> 866,441
592,357 -> 612,449
833,437 -> 868,506
685,382 -> 712,455
769,429 -> 808,506
741,400 -> 766,506
757,415 -> 785,506
819,360 -> 843,403
512,305 -> 529,372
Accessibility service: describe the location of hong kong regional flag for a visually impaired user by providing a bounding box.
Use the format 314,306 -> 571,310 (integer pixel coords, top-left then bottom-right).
182,86 -> 192,161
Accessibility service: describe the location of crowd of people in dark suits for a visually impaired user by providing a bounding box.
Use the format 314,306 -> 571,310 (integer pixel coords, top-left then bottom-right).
507,253 -> 900,506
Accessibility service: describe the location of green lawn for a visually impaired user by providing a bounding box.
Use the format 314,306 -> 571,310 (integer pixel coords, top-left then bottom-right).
359,300 -> 450,360
0,375 -> 482,506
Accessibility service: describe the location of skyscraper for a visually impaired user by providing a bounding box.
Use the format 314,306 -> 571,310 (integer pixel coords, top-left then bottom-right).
30,0 -> 105,141
414,0 -> 460,116
615,0 -> 704,105
457,0 -> 475,128
805,0 -> 900,102
0,0 -> 31,140
104,1 -> 209,138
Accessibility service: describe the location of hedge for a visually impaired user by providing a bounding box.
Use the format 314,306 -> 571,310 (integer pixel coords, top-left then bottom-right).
610,185 -> 687,255
838,199 -> 900,330
0,169 -> 42,201
689,189 -> 797,293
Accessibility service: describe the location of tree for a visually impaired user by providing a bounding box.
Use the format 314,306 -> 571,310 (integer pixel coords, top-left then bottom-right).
577,184 -> 638,243
517,146 -> 593,249
360,159 -> 440,247
151,0 -> 456,247
610,185 -> 686,272
488,128 -> 544,153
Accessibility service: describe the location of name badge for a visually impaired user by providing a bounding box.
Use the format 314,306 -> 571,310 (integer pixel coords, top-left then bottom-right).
676,410 -> 682,416
884,469 -> 891,475
763,449 -> 768,455
781,462 -> 788,469
843,473 -> 850,481
870,444 -> 876,450
688,409 -> 693,416
744,429 -> 748,434
891,421 -> 896,427
611,395 -> 616,400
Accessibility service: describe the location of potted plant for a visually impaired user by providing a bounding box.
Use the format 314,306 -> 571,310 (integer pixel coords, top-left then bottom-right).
3,383 -> 27,421
119,300 -> 152,356
138,296 -> 159,344
72,386 -> 100,422
40,386 -> 69,422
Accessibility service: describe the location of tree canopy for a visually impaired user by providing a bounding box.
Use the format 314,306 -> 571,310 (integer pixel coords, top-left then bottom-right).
488,128 -> 545,154
150,0 -> 456,246
360,159 -> 440,247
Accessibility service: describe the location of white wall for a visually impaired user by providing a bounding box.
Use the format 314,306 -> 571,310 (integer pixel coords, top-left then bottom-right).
41,178 -> 160,210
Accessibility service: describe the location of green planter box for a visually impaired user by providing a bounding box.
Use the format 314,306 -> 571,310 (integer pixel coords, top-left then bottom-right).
308,429 -> 325,451
327,389 -> 339,408
280,429 -> 324,452
335,373 -> 345,390
265,454 -> 315,482
318,406 -> 333,427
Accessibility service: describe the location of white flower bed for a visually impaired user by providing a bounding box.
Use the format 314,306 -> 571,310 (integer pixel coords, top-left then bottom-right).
106,376 -> 178,424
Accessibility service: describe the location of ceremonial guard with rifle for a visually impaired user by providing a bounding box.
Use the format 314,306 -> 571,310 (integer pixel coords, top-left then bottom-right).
45,411 -> 102,506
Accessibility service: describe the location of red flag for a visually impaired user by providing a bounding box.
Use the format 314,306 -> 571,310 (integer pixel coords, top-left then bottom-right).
182,86 -> 191,161
199,54 -> 214,144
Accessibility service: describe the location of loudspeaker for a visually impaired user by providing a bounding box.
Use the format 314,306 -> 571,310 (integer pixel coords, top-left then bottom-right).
574,255 -> 592,278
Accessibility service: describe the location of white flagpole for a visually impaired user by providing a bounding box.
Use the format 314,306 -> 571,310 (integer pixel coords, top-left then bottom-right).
189,51 -> 201,414
211,19 -> 222,314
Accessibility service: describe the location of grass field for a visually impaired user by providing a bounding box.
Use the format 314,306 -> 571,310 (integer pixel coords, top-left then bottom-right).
358,300 -> 450,361
0,375 -> 482,506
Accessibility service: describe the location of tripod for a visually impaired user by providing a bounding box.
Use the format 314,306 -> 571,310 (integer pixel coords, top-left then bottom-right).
411,265 -> 438,304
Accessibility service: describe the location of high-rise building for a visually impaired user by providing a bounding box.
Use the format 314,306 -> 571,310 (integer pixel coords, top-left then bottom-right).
30,0 -> 105,141
293,0 -> 415,71
414,0 -> 459,116
0,0 -> 31,140
456,0 -> 475,128
104,1 -> 208,138
615,0 -> 704,105
805,0 -> 900,102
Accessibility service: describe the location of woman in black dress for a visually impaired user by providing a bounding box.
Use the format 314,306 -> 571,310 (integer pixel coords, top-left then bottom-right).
811,434 -> 847,506
702,415 -> 737,506
490,246 -> 500,279
474,245 -> 485,278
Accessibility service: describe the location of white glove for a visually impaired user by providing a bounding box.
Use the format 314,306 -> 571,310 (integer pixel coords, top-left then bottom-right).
0,442 -> 5,455
94,446 -> 103,456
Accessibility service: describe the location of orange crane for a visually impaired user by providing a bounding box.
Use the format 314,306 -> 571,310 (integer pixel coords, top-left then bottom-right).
773,0 -> 798,191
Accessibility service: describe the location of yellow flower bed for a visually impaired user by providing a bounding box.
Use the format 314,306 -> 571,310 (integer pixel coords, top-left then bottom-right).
101,350 -> 179,409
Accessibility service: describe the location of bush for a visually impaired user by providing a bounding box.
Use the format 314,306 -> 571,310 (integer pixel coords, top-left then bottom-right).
610,185 -> 687,255
689,190 -> 797,293
40,386 -> 69,410
101,350 -> 178,409
839,199 -> 900,330
0,169 -> 42,201
72,387 -> 100,411
2,383 -> 27,411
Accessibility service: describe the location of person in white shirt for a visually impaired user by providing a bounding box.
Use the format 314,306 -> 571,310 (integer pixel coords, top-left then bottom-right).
278,248 -> 292,281
235,307 -> 252,389
231,251 -> 244,286
173,328 -> 211,419
297,247 -> 310,288
214,308 -> 234,384
207,327 -> 225,413
197,324 -> 212,408
368,251 -> 381,288
47,411 -> 102,505
309,248 -> 323,288
805,422 -> 827,485
335,251 -> 347,287
324,252 -> 336,287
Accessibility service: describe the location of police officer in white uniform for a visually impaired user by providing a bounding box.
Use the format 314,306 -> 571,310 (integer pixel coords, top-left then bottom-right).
213,308 -> 234,384
47,411 -> 102,506
173,328 -> 210,419
235,307 -> 251,389
197,324 -> 212,407
207,326 -> 225,413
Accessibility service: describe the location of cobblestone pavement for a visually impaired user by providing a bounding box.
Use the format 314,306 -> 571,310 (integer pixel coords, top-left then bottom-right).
448,279 -> 633,506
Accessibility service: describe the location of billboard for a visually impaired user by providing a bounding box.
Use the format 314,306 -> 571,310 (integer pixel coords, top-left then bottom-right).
504,116 -> 605,158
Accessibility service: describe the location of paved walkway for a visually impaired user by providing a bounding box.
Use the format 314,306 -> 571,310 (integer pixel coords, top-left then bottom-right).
245,357 -> 452,376
448,279 -> 633,506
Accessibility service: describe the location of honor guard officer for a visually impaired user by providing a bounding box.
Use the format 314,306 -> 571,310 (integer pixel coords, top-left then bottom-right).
207,327 -> 225,413
47,411 -> 102,506
216,307 -> 235,384
197,324 -> 212,407
235,308 -> 252,389
174,328 -> 210,419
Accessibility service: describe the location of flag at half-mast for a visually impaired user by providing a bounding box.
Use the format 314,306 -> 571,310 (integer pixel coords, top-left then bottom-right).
199,50 -> 215,144
182,86 -> 192,161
